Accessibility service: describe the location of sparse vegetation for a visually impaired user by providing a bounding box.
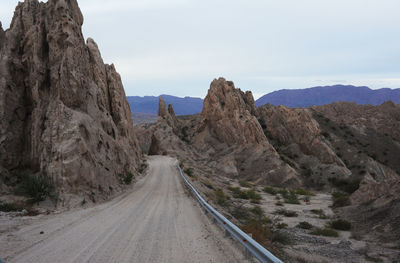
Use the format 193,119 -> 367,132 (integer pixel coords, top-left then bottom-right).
276,222 -> 288,229
240,219 -> 273,248
296,221 -> 313,229
246,189 -> 262,201
138,160 -> 148,174
310,227 -> 339,237
239,180 -> 252,188
263,186 -> 278,195
332,191 -> 350,207
274,208 -> 298,217
228,186 -> 249,199
0,201 -> 24,212
283,190 -> 300,204
228,186 -> 262,202
214,189 -> 229,206
310,209 -> 328,219
184,167 -> 194,177
329,219 -> 352,231
231,205 -> 252,222
119,172 -> 134,185
14,172 -> 55,203
271,230 -> 293,245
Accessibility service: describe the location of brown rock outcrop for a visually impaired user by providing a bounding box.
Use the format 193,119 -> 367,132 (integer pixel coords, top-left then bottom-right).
0,0 -> 140,202
313,101 -> 400,141
258,105 -> 344,165
198,78 -> 268,146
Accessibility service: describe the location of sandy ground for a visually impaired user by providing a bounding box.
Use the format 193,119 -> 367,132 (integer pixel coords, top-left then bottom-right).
0,156 -> 250,263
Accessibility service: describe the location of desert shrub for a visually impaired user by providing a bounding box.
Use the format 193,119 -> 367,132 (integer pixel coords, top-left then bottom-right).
184,168 -> 194,177
329,219 -> 352,231
228,186 -> 249,199
275,201 -> 284,206
231,205 -> 252,222
119,172 -> 134,185
89,191 -> 96,203
250,206 -> 264,217
277,188 -> 289,196
215,189 -> 228,206
251,199 -> 261,204
310,209 -> 327,219
246,189 -> 262,201
328,177 -> 360,194
0,201 -> 24,212
276,188 -> 301,204
311,227 -> 339,237
239,180 -> 252,188
15,172 -> 55,203
332,191 -> 350,207
283,190 -> 300,204
274,208 -> 298,217
296,221 -> 313,229
228,186 -> 262,201
263,186 -> 278,195
271,231 -> 293,245
138,161 -> 148,174
276,222 -> 288,229
240,219 -> 273,248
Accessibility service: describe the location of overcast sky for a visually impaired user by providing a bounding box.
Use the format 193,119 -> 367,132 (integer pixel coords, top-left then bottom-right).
1,0 -> 400,99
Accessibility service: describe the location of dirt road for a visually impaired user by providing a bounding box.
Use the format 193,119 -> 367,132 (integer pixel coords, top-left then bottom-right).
0,156 -> 248,263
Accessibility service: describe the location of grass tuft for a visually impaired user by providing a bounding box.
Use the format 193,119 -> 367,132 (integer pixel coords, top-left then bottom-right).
329,219 -> 352,231
296,221 -> 313,229
310,227 -> 339,237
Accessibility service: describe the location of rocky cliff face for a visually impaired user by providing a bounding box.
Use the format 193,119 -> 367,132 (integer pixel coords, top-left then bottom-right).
0,0 -> 140,203
258,105 -> 343,165
198,78 -> 267,146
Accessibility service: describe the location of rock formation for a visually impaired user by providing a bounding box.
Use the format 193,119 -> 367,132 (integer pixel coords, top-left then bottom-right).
198,78 -> 267,146
0,0 -> 141,203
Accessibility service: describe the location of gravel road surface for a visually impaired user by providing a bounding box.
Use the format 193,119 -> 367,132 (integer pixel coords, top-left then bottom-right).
0,156 -> 249,263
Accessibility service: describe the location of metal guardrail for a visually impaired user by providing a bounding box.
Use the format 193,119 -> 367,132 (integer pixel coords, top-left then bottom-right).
177,165 -> 284,263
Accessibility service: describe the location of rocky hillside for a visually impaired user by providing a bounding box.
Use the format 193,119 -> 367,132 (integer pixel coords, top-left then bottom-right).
0,0 -> 141,206
256,85 -> 400,107
136,78 -> 400,262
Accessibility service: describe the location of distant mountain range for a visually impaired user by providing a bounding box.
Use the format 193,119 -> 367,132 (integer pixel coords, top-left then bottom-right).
255,85 -> 400,107
128,85 -> 400,119
127,95 -> 203,116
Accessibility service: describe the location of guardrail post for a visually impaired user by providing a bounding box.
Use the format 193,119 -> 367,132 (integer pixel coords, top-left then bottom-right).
245,233 -> 253,260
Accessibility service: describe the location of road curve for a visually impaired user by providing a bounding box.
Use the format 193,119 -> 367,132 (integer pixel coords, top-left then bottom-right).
0,156 -> 248,263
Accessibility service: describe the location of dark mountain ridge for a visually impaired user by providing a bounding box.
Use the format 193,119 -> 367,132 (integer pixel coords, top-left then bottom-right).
255,85 -> 400,107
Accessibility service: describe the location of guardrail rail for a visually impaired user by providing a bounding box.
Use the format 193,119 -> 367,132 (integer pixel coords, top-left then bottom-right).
177,165 -> 284,263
